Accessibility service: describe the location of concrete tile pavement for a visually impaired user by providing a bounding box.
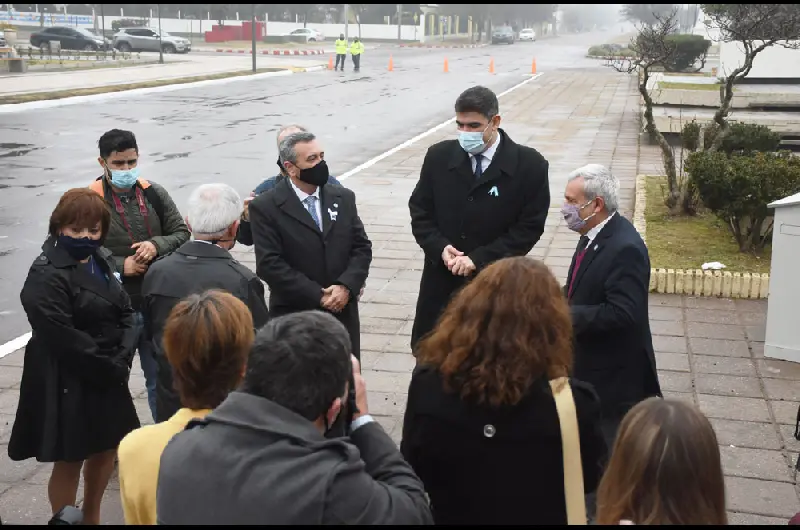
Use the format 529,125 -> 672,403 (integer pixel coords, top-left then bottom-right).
0,69 -> 796,523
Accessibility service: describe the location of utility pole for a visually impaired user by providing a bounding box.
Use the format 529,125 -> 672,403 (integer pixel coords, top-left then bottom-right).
397,4 -> 402,42
251,4 -> 257,73
344,4 -> 349,41
157,4 -> 163,64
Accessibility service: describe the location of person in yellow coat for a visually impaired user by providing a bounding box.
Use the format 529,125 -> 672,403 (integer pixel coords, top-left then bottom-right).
334,33 -> 348,71
117,290 -> 254,525
350,37 -> 364,72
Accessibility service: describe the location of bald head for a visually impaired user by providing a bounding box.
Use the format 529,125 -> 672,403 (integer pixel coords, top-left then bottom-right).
276,124 -> 308,148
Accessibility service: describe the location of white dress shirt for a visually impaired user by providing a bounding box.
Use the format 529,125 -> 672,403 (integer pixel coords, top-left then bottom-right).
289,178 -> 322,225
470,132 -> 502,174
585,211 -> 617,247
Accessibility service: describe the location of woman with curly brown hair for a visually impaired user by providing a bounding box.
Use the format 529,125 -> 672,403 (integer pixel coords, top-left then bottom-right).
400,256 -> 608,525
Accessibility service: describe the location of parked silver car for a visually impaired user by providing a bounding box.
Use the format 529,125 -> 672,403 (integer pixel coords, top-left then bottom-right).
113,28 -> 191,54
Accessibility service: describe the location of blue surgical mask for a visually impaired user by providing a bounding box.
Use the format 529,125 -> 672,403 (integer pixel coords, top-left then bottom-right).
108,166 -> 140,189
458,124 -> 492,155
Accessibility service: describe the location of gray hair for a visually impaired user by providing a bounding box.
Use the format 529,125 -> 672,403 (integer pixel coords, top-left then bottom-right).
279,131 -> 316,166
276,124 -> 307,147
187,183 -> 243,236
567,164 -> 619,213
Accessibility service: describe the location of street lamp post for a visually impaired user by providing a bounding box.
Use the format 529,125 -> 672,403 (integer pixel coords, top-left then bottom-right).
157,4 -> 163,64
344,4 -> 349,41
397,4 -> 402,42
251,4 -> 257,73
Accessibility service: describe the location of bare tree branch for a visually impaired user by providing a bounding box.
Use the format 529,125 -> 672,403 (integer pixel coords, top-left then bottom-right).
702,4 -> 800,150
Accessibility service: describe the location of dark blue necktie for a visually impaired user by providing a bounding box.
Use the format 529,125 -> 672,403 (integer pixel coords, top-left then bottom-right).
474,154 -> 484,179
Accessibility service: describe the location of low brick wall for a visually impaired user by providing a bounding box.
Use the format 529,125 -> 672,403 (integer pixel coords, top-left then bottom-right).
633,174 -> 771,299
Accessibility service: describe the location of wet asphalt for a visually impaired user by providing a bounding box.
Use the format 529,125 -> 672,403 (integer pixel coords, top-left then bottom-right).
0,30 -> 614,344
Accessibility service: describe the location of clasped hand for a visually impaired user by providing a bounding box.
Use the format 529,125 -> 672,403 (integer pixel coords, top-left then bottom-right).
322,284 -> 350,313
442,245 -> 475,277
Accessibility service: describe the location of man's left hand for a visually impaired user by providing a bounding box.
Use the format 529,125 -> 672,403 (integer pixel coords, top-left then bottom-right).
450,256 -> 476,277
322,285 -> 350,313
131,241 -> 158,264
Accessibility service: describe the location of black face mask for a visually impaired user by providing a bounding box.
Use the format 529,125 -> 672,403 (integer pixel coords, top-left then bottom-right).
297,160 -> 329,187
57,234 -> 102,261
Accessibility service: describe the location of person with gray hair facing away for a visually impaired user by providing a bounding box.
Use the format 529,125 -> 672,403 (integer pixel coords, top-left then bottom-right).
156,311 -> 433,525
561,164 -> 661,453
142,183 -> 269,423
237,124 -> 342,247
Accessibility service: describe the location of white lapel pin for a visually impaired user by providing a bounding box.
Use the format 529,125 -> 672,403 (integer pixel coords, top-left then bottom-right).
594,244 -> 599,251
328,208 -> 338,221
488,186 -> 499,197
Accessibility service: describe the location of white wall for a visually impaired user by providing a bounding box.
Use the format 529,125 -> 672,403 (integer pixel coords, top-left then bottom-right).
1,10 -> 429,41
719,40 -> 800,80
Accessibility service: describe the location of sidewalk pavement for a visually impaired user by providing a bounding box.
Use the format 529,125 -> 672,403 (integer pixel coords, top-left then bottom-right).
0,69 -> 797,524
0,54 -> 326,96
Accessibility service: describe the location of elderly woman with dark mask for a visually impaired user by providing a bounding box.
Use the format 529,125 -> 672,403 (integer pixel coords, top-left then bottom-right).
8,188 -> 140,525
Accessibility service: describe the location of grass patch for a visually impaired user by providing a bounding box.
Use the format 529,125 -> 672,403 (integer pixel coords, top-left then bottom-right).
644,176 -> 771,274
659,81 -> 722,91
0,67 -> 288,104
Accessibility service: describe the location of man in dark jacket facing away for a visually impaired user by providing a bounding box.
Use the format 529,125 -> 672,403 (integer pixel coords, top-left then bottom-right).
90,129 -> 190,421
142,183 -> 269,423
156,311 -> 433,525
408,85 -> 550,352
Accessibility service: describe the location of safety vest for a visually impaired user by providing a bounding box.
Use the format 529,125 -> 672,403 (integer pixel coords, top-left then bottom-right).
89,177 -> 152,196
335,39 -> 348,54
350,41 -> 364,55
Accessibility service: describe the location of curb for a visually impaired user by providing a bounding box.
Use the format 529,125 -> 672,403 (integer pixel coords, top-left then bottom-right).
397,43 -> 487,49
291,65 -> 327,73
633,174 -> 770,299
208,48 -> 325,56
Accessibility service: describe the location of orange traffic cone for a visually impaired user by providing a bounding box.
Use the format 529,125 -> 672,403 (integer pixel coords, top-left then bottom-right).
531,58 -> 537,74
489,58 -> 495,74
388,55 -> 394,71
328,55 -> 334,70
443,57 -> 449,73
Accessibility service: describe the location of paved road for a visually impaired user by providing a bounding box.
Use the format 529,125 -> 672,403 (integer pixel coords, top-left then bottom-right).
0,30 -> 607,346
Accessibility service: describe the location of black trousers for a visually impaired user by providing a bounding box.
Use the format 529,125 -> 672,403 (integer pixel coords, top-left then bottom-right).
335,53 -> 345,69
352,54 -> 361,70
585,414 -> 623,523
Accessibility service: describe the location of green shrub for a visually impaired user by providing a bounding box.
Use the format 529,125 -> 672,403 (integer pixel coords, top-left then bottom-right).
588,43 -> 634,57
685,150 -> 800,252
664,34 -> 711,71
703,122 -> 782,154
681,120 -> 701,152
111,18 -> 148,32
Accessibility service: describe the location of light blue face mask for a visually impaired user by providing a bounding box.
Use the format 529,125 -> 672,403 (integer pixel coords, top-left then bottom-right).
458,124 -> 491,155
108,166 -> 140,189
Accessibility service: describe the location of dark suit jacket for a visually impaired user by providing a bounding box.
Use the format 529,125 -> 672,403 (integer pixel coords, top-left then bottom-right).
248,178 -> 372,358
141,241 -> 270,422
566,213 -> 662,418
237,173 -> 342,246
400,366 -> 607,525
408,128 -> 550,350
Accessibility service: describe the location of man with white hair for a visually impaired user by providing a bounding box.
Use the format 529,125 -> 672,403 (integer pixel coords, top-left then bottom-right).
562,164 -> 661,449
142,183 -> 270,423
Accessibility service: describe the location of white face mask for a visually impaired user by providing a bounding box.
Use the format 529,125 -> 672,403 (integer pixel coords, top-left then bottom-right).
458,123 -> 492,155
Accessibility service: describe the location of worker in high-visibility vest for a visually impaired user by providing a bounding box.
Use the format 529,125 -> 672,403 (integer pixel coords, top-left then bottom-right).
334,34 -> 348,71
350,37 -> 364,72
